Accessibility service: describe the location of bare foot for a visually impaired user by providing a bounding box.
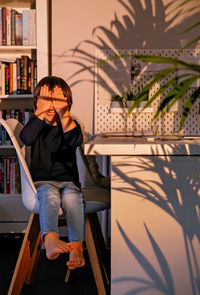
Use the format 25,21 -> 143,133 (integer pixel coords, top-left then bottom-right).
66,241 -> 85,270
44,232 -> 74,260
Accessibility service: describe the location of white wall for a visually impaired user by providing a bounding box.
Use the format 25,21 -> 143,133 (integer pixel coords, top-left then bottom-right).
52,0 -> 200,136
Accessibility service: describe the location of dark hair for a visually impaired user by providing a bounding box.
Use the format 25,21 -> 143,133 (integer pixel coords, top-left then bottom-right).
33,76 -> 72,109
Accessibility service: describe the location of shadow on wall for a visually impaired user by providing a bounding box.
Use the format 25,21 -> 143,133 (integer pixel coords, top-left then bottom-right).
110,144 -> 200,295
53,0 -> 200,91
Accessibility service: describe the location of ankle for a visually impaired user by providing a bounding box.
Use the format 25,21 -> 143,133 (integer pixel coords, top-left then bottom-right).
44,232 -> 59,243
70,241 -> 83,250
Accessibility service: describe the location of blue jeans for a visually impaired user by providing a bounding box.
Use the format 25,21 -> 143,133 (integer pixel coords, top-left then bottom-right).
34,181 -> 85,242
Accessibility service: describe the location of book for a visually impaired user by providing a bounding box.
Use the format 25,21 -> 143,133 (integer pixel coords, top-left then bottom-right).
0,62 -> 2,95
0,161 -> 2,193
24,109 -> 30,125
16,58 -> 21,94
6,7 -> 11,46
1,63 -> 5,95
15,159 -> 20,194
13,62 -> 17,94
9,63 -> 13,94
5,65 -> 10,95
15,11 -> 23,45
10,109 -> 15,118
11,9 -> 16,45
0,8 -> 2,46
1,157 -> 5,193
2,7 -> 7,45
22,9 -> 29,46
29,9 -> 36,46
6,157 -> 10,194
21,55 -> 30,93
10,157 -> 16,194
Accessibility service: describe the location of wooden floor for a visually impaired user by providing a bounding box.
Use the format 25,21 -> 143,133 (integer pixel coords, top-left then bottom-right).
0,234 -> 103,295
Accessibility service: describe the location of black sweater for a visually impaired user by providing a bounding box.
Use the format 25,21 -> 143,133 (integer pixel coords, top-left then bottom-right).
19,115 -> 83,188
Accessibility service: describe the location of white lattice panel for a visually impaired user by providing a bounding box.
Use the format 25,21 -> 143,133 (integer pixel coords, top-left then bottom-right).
95,49 -> 200,135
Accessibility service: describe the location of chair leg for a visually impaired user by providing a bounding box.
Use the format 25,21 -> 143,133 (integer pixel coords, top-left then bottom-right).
64,268 -> 71,282
7,213 -> 42,295
85,213 -> 110,295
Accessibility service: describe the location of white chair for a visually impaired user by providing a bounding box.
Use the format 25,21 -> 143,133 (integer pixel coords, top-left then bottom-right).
0,118 -> 110,295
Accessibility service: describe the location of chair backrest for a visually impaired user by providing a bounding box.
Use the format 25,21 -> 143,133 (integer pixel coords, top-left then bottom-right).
0,118 -> 39,213
0,118 -> 110,214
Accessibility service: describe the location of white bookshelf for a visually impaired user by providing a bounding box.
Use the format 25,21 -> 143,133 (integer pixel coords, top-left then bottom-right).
0,94 -> 33,99
0,0 -> 49,233
0,46 -> 37,50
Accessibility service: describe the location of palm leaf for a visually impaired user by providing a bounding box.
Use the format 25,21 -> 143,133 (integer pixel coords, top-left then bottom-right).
144,223 -> 175,295
180,36 -> 200,50
152,75 -> 200,122
182,21 -> 200,34
116,220 -> 167,293
127,67 -> 178,115
134,55 -> 200,72
179,87 -> 200,131
129,73 -> 193,116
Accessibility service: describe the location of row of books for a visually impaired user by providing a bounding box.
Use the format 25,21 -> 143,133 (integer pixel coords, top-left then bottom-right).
0,7 -> 36,46
0,156 -> 20,194
0,54 -> 37,95
0,108 -> 33,145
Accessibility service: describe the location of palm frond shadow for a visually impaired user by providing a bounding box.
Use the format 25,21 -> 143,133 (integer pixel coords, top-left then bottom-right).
113,221 -> 175,295
53,0 -> 200,98
111,144 -> 200,294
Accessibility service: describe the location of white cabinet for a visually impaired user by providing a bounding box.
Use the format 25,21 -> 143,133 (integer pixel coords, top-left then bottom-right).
0,0 -> 49,233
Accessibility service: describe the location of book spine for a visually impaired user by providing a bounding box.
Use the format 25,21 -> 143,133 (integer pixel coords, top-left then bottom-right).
16,58 -> 21,94
34,58 -> 37,88
31,60 -> 34,93
21,55 -> 29,93
6,7 -> 11,46
28,58 -> 31,93
6,157 -> 10,194
24,109 -> 30,125
2,7 -> 7,45
21,108 -> 25,125
5,65 -> 10,95
1,63 -> 5,95
10,109 -> 15,118
12,62 -> 17,94
0,8 -> 2,46
15,109 -> 19,121
3,157 -> 6,193
0,62 -> 2,95
11,9 -> 16,45
10,157 -> 16,194
1,158 -> 5,193
9,63 -> 13,94
0,121 -> 2,145
2,128 -> 6,145
15,159 -> 20,194
15,12 -> 23,45
22,9 -> 29,46
29,9 -> 36,46
0,161 -> 2,193
18,110 -> 22,124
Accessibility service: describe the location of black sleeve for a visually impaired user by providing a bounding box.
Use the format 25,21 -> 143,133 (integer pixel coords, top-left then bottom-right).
63,120 -> 83,147
19,114 -> 46,146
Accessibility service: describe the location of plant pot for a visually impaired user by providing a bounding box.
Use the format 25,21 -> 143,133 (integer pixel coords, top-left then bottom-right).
126,101 -> 147,108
